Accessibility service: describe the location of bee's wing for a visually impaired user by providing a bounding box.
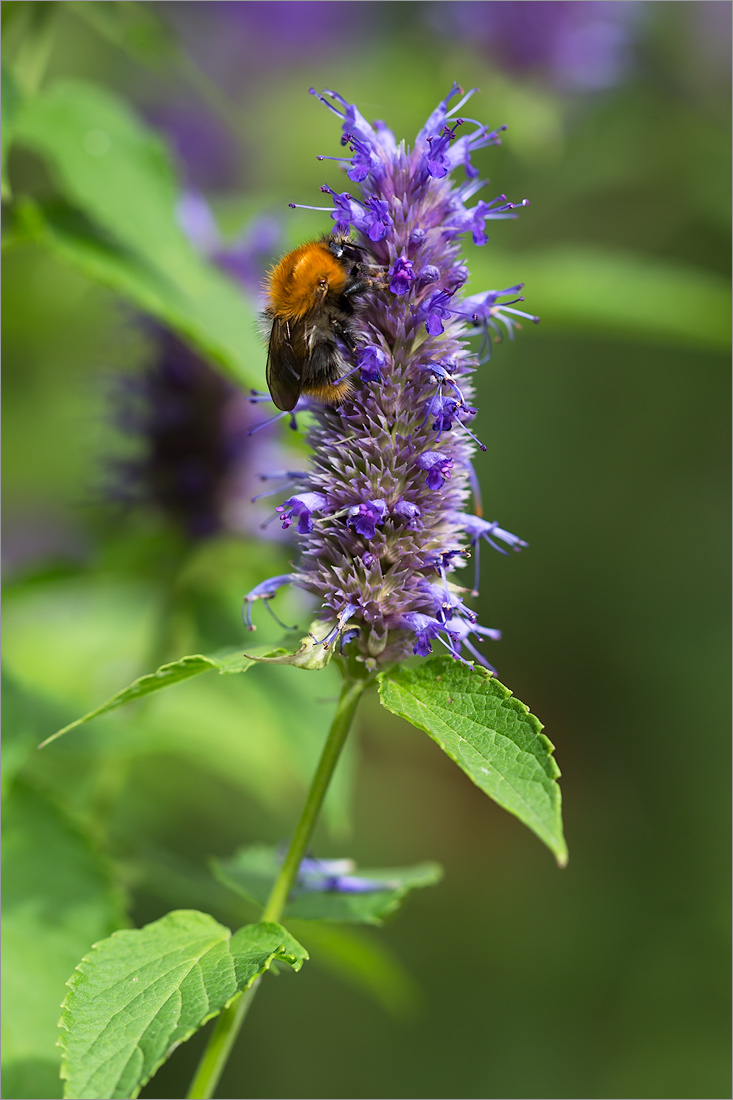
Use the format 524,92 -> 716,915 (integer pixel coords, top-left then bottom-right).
266,317 -> 304,412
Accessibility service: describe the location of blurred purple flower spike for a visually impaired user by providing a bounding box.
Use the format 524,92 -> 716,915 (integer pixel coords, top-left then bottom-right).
435,1 -> 642,92
108,196 -> 294,541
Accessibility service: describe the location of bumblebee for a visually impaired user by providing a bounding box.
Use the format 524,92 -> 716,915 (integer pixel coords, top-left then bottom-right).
263,233 -> 375,412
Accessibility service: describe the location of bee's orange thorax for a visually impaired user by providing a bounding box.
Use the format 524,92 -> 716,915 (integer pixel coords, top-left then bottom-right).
266,241 -> 349,320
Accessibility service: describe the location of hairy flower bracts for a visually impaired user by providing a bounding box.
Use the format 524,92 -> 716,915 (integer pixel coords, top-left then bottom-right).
246,85 -> 536,670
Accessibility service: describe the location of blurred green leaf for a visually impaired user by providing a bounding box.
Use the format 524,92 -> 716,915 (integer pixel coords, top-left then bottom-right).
1,64 -> 22,198
2,783 -> 127,1100
66,1 -> 177,67
213,844 -> 443,925
1,670 -> 67,794
1,2 -> 25,32
112,668 -> 347,817
130,667 -> 355,831
12,80 -> 260,386
64,1 -> 239,136
287,920 -> 421,1019
3,576 -> 166,710
3,574 -> 353,831
379,658 -> 568,866
15,78 -> 185,260
58,912 -> 307,1100
4,1 -> 56,97
14,198 -> 260,383
39,645 -> 287,748
475,245 -> 731,351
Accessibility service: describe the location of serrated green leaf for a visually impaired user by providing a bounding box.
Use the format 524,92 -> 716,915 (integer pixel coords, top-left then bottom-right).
378,657 -> 567,866
212,844 -> 442,925
58,912 -> 307,1100
2,783 -> 127,1100
12,80 -> 261,386
38,646 -> 286,748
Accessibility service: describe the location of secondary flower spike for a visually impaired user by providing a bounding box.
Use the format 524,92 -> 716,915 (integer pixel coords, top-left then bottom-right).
244,85 -> 536,669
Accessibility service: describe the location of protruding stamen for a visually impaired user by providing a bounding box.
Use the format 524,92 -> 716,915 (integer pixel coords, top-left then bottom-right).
242,575 -> 293,631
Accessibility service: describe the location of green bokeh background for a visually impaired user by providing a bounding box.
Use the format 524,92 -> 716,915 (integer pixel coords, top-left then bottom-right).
2,3 -> 730,1099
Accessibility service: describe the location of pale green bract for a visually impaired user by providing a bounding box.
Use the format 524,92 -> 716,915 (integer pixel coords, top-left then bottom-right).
58,912 -> 307,1100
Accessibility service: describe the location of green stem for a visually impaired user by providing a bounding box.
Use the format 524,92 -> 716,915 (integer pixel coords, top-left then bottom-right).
186,668 -> 369,1100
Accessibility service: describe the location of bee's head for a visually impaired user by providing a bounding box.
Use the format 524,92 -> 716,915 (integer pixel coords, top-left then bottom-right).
327,233 -> 366,268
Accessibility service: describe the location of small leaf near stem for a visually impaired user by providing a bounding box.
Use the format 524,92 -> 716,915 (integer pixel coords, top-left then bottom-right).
187,663 -> 371,1100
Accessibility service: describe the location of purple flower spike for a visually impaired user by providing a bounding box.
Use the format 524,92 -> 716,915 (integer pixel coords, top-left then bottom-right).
343,131 -> 382,183
459,513 -> 528,554
419,265 -> 441,284
247,87 -> 533,668
108,193 -> 292,544
424,121 -> 462,179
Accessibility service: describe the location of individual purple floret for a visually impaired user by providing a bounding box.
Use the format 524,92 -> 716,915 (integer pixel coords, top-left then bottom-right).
242,575 -> 294,630
416,452 -> 454,491
346,499 -> 387,540
245,85 -> 534,669
277,493 -> 328,535
389,257 -> 416,295
357,345 -> 386,382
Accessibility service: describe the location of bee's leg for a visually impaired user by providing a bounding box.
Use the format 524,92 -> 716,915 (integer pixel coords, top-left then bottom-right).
342,280 -> 369,299
330,318 -> 359,354
343,275 -> 380,298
